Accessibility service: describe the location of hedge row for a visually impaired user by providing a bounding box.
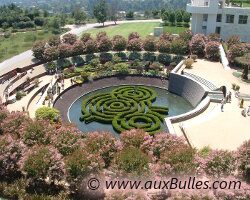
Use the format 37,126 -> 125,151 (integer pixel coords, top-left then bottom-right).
80,86 -> 168,135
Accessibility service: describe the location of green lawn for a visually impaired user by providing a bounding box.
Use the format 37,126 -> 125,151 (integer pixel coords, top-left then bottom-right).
0,30 -> 57,63
83,22 -> 188,39
243,2 -> 250,7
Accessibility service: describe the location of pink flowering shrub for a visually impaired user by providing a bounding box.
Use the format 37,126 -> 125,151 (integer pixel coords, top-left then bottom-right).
21,146 -> 66,184
84,131 -> 118,167
58,43 -> 73,58
236,139 -> 250,181
204,150 -> 237,178
205,41 -> 220,61
48,35 -> 61,47
65,148 -> 104,184
158,39 -> 171,53
128,32 -> 141,40
112,35 -> 127,52
72,40 -> 85,56
85,38 -> 98,54
127,38 -> 143,52
159,32 -> 173,41
43,46 -> 59,61
52,126 -> 83,156
179,30 -> 193,41
171,38 -> 189,55
120,129 -> 153,152
32,41 -> 46,61
190,34 -> 206,57
226,35 -> 242,49
97,36 -> 113,52
227,44 -> 247,63
96,32 -> 108,41
81,33 -> 91,43
244,42 -> 250,51
143,35 -> 157,52
62,33 -> 77,45
207,33 -> 220,42
0,134 -> 26,179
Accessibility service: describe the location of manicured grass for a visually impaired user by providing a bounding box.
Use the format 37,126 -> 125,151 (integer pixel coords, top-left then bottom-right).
83,22 -> 188,39
0,30 -> 57,63
243,2 -> 250,7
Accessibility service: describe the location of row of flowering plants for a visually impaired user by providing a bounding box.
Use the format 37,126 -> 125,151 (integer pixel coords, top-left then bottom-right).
32,31 -> 221,63
0,99 -> 249,199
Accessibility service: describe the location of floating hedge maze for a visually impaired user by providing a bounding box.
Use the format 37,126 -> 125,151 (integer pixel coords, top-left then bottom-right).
80,86 -> 168,135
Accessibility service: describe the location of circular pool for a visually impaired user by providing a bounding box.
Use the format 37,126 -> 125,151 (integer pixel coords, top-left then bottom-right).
68,85 -> 193,137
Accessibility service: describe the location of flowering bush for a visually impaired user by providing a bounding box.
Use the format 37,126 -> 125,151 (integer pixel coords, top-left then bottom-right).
83,131 -> 118,167
190,34 -> 206,57
207,33 -> 220,42
97,35 -> 113,52
128,32 -> 141,40
159,32 -> 173,41
62,33 -> 77,45
179,30 -> 193,41
127,38 -> 143,52
81,33 -> 91,43
204,150 -> 237,178
158,39 -> 171,53
205,41 -> 220,61
112,35 -> 127,52
171,38 -> 189,55
32,41 -> 46,60
85,38 -> 98,54
227,44 -> 247,63
48,35 -> 61,47
0,134 -> 26,179
236,139 -> 250,181
72,40 -> 86,56
96,32 -> 107,41
226,35 -> 242,49
143,36 -> 157,52
43,46 -> 59,61
21,146 -> 65,184
58,43 -> 73,58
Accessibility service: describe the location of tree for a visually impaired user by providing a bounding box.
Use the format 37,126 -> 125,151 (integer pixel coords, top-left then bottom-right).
113,35 -> 127,52
35,107 -> 60,121
183,12 -> 190,23
43,10 -> 49,18
109,0 -> 118,24
93,0 -> 108,27
72,9 -> 87,25
34,17 -> 44,26
176,11 -> 183,23
152,9 -> 159,19
49,17 -> 61,30
126,10 -> 134,19
168,10 -> 176,26
144,10 -> 150,18
162,10 -> 169,24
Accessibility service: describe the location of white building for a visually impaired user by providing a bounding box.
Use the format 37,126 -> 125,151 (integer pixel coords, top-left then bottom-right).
187,0 -> 250,42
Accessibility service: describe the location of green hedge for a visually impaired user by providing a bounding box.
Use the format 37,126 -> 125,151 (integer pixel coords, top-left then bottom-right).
80,86 -> 169,135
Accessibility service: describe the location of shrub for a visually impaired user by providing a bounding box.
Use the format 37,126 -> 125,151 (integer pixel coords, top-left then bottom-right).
171,38 -> 189,55
204,150 -> 237,177
72,41 -> 85,56
113,146 -> 150,175
81,71 -> 89,81
48,35 -> 61,47
236,85 -> 240,91
85,38 -> 98,54
97,35 -> 112,52
159,32 -> 172,41
62,33 -> 77,45
127,38 -> 143,52
205,41 -> 220,61
158,39 -> 171,53
184,58 -> 194,69
0,134 -> 26,179
226,35 -> 242,49
58,43 -> 73,58
190,54 -> 198,61
84,131 -> 118,167
21,146 -> 66,184
190,34 -> 206,57
150,62 -> 161,71
35,107 -> 60,121
96,32 -> 107,41
207,33 -> 220,42
112,54 -> 122,64
112,35 -> 127,52
179,30 -> 193,41
129,52 -> 141,60
128,32 -> 140,40
158,53 -> 172,65
114,63 -> 131,75
143,36 -> 157,52
81,33 -> 91,43
32,41 -> 46,60
227,44 -> 247,63
43,46 -> 59,61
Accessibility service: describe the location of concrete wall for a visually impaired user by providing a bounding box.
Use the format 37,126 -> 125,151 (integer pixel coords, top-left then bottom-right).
168,73 -> 206,107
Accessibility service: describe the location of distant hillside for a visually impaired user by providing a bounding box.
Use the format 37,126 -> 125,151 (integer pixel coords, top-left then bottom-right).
0,0 -> 189,14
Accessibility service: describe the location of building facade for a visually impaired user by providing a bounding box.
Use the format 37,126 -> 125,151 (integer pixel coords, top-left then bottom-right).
187,0 -> 250,42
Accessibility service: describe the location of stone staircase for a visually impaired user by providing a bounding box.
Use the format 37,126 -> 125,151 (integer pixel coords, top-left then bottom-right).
184,72 -> 218,91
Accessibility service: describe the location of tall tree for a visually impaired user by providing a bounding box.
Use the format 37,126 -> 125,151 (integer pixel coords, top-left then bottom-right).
108,0 -> 118,25
162,10 -> 169,24
72,8 -> 87,24
93,0 -> 108,27
169,10 -> 176,26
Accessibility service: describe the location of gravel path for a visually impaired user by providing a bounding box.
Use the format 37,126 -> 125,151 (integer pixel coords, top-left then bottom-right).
54,76 -> 168,123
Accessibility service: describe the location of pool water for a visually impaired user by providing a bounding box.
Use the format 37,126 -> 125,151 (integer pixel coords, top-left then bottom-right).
68,86 -> 193,137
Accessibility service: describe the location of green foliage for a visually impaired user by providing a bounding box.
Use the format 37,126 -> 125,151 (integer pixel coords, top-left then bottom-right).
114,63 -> 131,75
184,58 -> 194,69
35,107 -> 60,121
126,10 -> 134,19
93,0 -> 108,26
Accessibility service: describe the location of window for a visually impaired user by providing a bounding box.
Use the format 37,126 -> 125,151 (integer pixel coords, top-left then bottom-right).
203,14 -> 208,22
226,15 -> 234,23
217,14 -> 222,22
239,15 -> 248,24
202,26 -> 207,30
216,27 -> 221,34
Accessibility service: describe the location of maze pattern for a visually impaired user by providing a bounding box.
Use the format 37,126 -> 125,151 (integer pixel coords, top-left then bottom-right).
80,86 -> 169,135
